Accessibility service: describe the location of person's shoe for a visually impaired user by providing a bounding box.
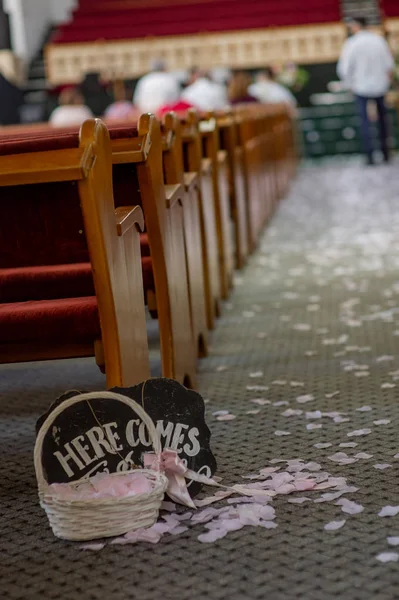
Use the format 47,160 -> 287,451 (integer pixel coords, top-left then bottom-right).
383,150 -> 391,163
366,154 -> 375,166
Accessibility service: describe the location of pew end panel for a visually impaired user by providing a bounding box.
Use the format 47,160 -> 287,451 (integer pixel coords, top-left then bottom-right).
218,113 -> 249,270
0,119 -> 150,388
268,105 -> 296,201
79,120 -> 150,386
111,114 -> 197,388
162,112 -> 208,358
200,114 -> 234,300
182,110 -> 221,330
236,109 -> 270,252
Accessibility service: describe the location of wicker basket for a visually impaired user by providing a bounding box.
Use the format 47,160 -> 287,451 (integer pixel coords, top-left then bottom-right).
34,390 -> 169,541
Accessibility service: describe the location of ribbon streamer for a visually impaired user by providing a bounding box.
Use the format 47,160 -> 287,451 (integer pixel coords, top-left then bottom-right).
144,449 -> 275,508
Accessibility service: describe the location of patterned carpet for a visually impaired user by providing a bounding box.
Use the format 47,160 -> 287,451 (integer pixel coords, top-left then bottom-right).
2,161 -> 399,599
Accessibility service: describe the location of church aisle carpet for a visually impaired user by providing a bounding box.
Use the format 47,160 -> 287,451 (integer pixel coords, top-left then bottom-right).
2,161 -> 399,599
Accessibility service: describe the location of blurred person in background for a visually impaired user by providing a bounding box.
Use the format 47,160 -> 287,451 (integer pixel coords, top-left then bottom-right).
181,67 -> 227,111
0,72 -> 23,125
228,71 -> 258,105
157,99 -> 195,118
104,80 -> 136,121
49,87 -> 93,127
249,67 -> 297,111
80,72 -> 111,116
133,59 -> 180,113
337,16 -> 394,165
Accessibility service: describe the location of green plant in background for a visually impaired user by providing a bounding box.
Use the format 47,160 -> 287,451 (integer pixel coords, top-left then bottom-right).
277,62 -> 310,92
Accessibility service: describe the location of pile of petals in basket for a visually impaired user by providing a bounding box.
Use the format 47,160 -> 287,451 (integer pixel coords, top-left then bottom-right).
81,458 -> 359,549
47,472 -> 154,501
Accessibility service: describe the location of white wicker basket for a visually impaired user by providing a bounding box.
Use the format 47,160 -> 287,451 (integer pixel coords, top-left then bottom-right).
34,390 -> 169,541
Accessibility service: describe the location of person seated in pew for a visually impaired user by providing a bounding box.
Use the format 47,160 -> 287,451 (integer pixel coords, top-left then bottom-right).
157,99 -> 195,118
249,67 -> 297,113
0,73 -> 23,125
104,80 -> 136,121
80,72 -> 112,117
181,67 -> 228,111
133,59 -> 181,114
49,87 -> 93,127
227,71 -> 258,105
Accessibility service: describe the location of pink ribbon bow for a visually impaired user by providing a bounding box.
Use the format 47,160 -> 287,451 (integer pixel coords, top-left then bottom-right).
144,449 -> 219,508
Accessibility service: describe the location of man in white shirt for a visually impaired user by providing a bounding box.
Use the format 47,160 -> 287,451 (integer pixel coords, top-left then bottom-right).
133,59 -> 180,114
337,17 -> 394,164
181,67 -> 227,112
249,67 -> 297,115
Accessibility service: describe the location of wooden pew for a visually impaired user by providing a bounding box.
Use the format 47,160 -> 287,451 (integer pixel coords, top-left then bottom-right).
0,105 -> 296,384
199,113 -> 234,300
256,104 -> 296,207
0,119 -> 150,388
109,114 -> 197,388
161,112 -> 208,356
181,110 -> 221,330
260,104 -> 286,202
0,116 -> 198,387
235,107 -> 263,252
217,111 -> 249,270
236,105 -> 282,252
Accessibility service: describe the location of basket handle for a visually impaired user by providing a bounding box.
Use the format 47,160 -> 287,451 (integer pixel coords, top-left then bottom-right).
34,390 -> 161,489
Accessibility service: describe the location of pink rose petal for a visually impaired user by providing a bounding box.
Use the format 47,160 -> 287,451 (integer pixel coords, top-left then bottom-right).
307,423 -> 322,431
376,552 -> 399,563
282,409 -> 303,417
198,529 -> 227,543
324,520 -> 346,531
335,498 -> 364,515
347,429 -> 372,437
216,413 -> 236,421
247,385 -> 269,392
249,371 -> 264,378
81,543 -> 105,551
296,394 -> 315,404
251,398 -> 271,406
379,506 -> 399,517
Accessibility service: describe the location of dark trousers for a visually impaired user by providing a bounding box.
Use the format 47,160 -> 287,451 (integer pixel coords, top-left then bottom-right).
355,94 -> 389,160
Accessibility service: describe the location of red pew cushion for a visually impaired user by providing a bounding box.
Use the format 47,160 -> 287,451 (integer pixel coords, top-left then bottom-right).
0,296 -> 101,343
141,256 -> 154,292
0,256 -> 154,303
0,263 -> 95,303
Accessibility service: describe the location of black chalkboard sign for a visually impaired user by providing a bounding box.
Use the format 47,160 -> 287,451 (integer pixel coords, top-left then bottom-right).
36,378 -> 216,497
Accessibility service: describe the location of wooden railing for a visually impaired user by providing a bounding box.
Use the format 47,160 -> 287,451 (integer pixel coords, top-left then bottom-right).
46,23 -> 346,85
